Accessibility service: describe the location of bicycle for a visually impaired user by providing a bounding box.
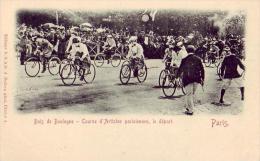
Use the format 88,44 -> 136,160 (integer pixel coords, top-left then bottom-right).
161,68 -> 186,97
94,48 -> 122,67
60,56 -> 96,86
119,57 -> 147,85
24,51 -> 61,77
205,52 -> 219,67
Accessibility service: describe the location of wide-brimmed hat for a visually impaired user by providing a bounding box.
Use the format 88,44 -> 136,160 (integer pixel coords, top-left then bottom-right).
223,46 -> 231,51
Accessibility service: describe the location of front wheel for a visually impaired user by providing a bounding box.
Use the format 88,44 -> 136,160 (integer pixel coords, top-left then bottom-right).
48,56 -> 61,75
25,57 -> 40,77
119,64 -> 131,85
162,76 -> 176,97
158,69 -> 167,87
83,64 -> 96,83
111,53 -> 121,67
60,64 -> 76,86
59,59 -> 70,76
94,54 -> 104,67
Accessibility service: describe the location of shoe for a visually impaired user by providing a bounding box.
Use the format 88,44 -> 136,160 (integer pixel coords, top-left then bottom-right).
184,111 -> 193,115
218,101 -> 231,106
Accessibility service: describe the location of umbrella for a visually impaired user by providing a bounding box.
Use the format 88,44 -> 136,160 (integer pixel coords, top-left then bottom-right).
80,22 -> 93,32
42,23 -> 56,29
80,22 -> 93,28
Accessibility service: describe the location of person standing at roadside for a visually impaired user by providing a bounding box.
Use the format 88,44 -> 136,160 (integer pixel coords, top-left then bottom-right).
177,45 -> 205,115
219,48 -> 245,104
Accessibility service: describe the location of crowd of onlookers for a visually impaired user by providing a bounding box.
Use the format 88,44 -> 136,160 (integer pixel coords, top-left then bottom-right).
16,23 -> 245,65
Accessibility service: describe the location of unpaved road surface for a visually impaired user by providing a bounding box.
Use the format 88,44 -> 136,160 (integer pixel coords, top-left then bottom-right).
15,59 -> 244,115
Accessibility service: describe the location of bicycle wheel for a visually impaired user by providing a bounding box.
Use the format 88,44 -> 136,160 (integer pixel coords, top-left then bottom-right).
111,53 -> 121,67
60,64 -> 76,86
94,54 -> 104,67
137,64 -> 147,83
48,56 -> 61,75
119,64 -> 131,84
59,59 -> 69,76
83,64 -> 96,83
158,69 -> 167,87
176,78 -> 186,95
25,57 -> 40,77
162,76 -> 176,97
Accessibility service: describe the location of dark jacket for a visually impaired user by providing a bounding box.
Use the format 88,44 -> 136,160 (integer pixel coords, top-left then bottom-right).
220,54 -> 245,79
178,54 -> 205,87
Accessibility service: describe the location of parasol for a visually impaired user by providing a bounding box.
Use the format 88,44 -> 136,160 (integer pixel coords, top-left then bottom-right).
80,22 -> 93,32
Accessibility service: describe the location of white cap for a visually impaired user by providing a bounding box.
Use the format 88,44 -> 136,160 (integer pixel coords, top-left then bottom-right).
129,36 -> 137,42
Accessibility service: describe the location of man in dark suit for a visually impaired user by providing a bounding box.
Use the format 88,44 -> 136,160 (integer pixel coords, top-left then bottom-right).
178,45 -> 205,115
219,48 -> 245,104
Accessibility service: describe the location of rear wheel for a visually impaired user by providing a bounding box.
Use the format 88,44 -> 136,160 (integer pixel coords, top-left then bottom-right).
94,54 -> 104,67
111,53 -> 121,67
119,64 -> 131,84
48,56 -> 61,75
25,57 -> 40,77
60,64 -> 76,86
137,64 -> 147,83
174,78 -> 186,95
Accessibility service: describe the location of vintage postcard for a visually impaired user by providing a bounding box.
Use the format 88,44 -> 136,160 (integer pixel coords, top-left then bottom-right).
0,0 -> 260,161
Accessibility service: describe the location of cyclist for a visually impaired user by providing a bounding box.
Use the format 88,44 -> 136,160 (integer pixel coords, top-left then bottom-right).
175,41 -> 188,60
103,34 -> 116,64
34,37 -> 54,73
65,30 -> 80,55
163,43 -> 174,69
163,43 -> 181,78
207,42 -> 220,63
127,36 -> 145,77
68,37 -> 91,81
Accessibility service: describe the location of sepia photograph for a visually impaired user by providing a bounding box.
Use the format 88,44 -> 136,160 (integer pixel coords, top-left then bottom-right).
1,1 -> 260,161
15,9 -> 246,115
